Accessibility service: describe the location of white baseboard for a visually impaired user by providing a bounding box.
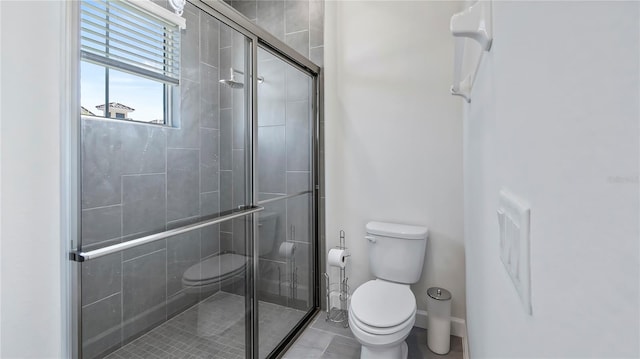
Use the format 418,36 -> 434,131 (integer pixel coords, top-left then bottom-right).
413,310 -> 466,338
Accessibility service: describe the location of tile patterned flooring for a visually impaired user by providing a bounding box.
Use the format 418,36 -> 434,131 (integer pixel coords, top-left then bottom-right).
105,292 -> 305,359
283,313 -> 464,359
101,291 -> 463,359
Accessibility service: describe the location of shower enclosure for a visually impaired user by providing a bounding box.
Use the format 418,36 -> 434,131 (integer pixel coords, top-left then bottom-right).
69,1 -> 321,358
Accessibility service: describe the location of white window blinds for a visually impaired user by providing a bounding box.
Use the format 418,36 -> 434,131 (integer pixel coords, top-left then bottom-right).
80,0 -> 182,85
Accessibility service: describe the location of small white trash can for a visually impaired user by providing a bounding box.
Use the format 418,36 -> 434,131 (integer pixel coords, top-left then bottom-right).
427,287 -> 452,354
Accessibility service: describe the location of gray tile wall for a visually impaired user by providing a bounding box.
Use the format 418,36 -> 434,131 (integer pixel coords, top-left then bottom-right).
225,0 -> 324,67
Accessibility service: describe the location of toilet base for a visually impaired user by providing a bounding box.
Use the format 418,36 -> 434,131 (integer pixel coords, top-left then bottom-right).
360,341 -> 407,359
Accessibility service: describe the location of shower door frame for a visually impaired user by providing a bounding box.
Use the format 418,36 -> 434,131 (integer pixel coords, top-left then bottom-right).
66,0 -> 322,358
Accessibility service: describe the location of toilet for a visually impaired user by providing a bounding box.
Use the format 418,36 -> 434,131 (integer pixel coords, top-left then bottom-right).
349,221 -> 429,359
182,211 -> 279,293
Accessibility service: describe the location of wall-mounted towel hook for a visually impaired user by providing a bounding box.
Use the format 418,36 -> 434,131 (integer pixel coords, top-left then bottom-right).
450,64 -> 472,103
450,1 -> 493,103
450,0 -> 493,51
450,87 -> 470,103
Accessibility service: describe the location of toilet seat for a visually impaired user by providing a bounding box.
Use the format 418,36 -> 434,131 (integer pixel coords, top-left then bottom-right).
350,279 -> 416,330
349,309 -> 415,348
350,308 -> 416,336
182,253 -> 248,289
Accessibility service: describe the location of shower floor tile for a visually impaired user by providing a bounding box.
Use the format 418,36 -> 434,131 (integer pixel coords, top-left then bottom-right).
104,291 -> 306,359
283,314 -> 465,359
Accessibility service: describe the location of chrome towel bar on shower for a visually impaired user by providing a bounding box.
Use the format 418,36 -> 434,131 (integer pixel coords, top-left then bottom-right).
69,205 -> 265,262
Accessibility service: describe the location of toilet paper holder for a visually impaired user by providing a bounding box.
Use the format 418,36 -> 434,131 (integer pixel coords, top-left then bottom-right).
278,228 -> 298,301
324,230 -> 350,328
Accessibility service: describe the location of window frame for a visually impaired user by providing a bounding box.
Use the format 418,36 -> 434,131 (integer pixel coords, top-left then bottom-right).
79,0 -> 182,127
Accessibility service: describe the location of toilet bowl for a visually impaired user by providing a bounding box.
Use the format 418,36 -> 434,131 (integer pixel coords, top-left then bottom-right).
349,279 -> 416,359
181,211 -> 278,293
349,222 -> 428,359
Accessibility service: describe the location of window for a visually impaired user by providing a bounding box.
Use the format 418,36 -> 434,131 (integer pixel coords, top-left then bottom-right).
80,0 -> 183,125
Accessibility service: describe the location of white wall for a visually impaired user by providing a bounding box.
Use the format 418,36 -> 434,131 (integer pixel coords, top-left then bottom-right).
0,0 -> 3,354
324,1 -> 466,319
0,1 -> 66,357
465,1 -> 639,357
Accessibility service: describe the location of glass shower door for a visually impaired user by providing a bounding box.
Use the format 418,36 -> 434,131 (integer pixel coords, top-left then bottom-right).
255,47 -> 317,358
77,4 -> 257,358
73,1 -> 321,358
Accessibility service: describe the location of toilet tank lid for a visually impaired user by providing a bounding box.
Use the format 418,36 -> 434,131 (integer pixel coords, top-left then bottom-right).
366,221 -> 428,240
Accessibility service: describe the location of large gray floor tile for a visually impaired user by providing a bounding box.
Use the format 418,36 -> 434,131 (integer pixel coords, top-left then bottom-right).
283,328 -> 333,359
286,313 -> 465,359
407,327 -> 464,359
321,335 -> 360,359
310,314 -> 353,339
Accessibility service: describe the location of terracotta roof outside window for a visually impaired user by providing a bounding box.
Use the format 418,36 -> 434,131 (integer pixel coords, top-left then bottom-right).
95,102 -> 136,112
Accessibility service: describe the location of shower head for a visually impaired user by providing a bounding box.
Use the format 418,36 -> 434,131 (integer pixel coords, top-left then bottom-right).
219,67 -> 264,89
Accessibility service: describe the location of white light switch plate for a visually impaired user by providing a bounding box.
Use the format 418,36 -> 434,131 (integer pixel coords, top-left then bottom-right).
498,189 -> 532,315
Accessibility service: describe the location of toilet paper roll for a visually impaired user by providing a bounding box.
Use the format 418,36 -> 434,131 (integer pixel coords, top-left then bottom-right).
328,248 -> 349,268
279,242 -> 296,258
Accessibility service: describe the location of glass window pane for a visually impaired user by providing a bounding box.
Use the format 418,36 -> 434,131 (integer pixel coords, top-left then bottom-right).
108,68 -> 164,124
80,62 -> 166,125
80,61 -> 105,117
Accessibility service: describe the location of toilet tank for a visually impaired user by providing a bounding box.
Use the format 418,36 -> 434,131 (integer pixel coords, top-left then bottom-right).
365,221 -> 429,284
